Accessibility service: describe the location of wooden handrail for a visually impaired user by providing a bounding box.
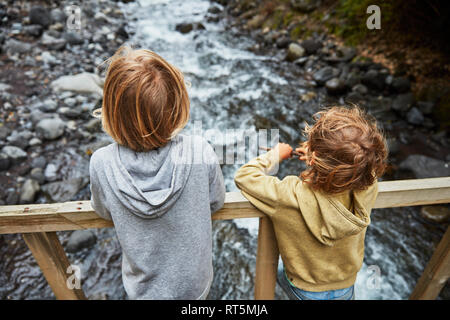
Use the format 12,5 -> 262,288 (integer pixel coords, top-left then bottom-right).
0,177 -> 449,300
1,177 -> 449,235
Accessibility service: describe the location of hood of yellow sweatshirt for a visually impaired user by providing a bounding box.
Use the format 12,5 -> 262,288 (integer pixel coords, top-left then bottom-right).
297,182 -> 378,246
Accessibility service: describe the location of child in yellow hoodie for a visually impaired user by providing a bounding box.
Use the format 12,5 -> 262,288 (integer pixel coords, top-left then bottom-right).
234,106 -> 388,300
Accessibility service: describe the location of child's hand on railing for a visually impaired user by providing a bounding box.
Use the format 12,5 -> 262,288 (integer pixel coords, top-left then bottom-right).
273,143 -> 294,162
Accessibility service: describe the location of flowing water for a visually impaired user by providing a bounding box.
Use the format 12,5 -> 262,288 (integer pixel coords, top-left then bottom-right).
0,0 -> 448,300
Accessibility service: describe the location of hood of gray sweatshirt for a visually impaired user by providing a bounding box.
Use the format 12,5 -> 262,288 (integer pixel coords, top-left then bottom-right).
89,134 -> 225,299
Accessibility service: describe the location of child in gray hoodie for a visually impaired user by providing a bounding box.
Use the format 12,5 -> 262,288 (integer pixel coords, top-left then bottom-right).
89,46 -> 225,300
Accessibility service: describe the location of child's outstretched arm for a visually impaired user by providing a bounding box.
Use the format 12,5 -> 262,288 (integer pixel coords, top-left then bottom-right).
234,143 -> 300,216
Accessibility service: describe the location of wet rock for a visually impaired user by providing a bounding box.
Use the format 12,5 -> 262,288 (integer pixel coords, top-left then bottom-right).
0,153 -> 10,171
301,39 -> 322,55
0,126 -> 11,141
392,93 -> 414,113
361,69 -> 386,91
37,98 -> 58,112
40,51 -> 58,65
66,230 -> 97,253
325,77 -> 347,95
285,43 -> 305,62
29,5 -> 52,28
417,101 -> 434,115
23,25 -> 43,37
175,22 -> 193,34
391,77 -> 411,93
36,118 -> 65,140
44,163 -> 59,182
1,146 -> 27,164
420,205 -> 450,224
4,39 -> 32,55
313,66 -> 340,85
41,177 -> 89,202
406,107 -> 424,125
352,84 -> 368,95
64,32 -> 84,45
84,118 -> 102,133
386,137 -> 400,155
19,179 -> 40,204
51,73 -> 104,97
398,154 -> 450,179
6,130 -> 32,150
31,156 -> 47,169
276,37 -> 291,49
291,0 -> 321,12
30,167 -> 46,185
325,47 -> 357,63
50,8 -> 66,24
41,32 -> 66,50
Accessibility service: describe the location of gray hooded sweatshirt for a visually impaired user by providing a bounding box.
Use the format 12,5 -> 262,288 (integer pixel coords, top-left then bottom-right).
89,134 -> 225,299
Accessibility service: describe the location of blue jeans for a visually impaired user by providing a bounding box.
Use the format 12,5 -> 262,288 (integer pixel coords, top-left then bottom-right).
277,263 -> 355,300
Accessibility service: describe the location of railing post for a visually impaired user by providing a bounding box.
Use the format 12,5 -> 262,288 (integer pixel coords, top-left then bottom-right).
22,232 -> 87,300
410,225 -> 450,300
254,216 -> 279,300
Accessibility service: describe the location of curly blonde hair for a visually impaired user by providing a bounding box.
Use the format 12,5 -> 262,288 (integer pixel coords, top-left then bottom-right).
300,105 -> 388,194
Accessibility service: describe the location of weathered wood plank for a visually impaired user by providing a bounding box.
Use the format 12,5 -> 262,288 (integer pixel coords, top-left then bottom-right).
0,177 -> 449,234
22,232 -> 87,300
254,216 -> 279,300
409,226 -> 450,300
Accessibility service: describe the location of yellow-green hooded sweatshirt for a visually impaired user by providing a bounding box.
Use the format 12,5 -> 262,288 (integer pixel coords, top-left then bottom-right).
234,150 -> 378,292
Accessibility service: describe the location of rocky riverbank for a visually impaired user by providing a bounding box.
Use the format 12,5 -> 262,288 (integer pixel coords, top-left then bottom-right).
0,0 -> 132,207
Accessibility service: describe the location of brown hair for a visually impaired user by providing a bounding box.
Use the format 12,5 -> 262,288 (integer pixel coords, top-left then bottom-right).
96,46 -> 190,152
300,105 -> 388,194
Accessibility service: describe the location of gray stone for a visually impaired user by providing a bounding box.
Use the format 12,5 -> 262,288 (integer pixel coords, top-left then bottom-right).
50,73 -> 104,97
44,163 -> 59,182
352,84 -> 368,95
361,69 -> 386,91
20,179 -> 40,204
23,24 -> 43,37
50,8 -> 66,24
66,230 -> 97,253
36,118 -> 65,140
301,39 -> 322,55
392,93 -> 414,112
29,5 -> 52,28
6,130 -> 31,150
41,177 -> 89,202
325,77 -> 346,95
29,137 -> 42,147
286,43 -> 305,62
175,22 -> 193,34
41,32 -> 66,50
31,156 -> 47,169
313,66 -> 340,85
30,167 -> 46,185
64,31 -> 84,45
0,126 -> 11,140
406,107 -> 424,125
1,146 -> 27,163
417,101 -> 434,115
4,39 -> 32,55
0,153 -> 10,171
391,77 -> 411,93
38,98 -> 58,112
399,154 -> 450,179
84,118 -> 102,133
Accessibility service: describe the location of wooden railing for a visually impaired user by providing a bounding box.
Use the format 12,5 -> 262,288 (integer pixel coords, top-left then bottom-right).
1,177 -> 449,300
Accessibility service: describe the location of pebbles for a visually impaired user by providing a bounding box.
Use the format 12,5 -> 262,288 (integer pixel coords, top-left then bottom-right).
35,118 -> 66,140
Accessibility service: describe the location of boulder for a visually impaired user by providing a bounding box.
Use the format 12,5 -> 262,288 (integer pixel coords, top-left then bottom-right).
286,43 -> 305,62
291,0 -> 321,12
406,107 -> 425,125
36,118 -> 65,140
50,73 -> 104,97
420,205 -> 450,224
20,179 -> 40,204
41,177 -> 89,202
325,78 -> 347,95
361,69 -> 386,91
398,154 -> 450,179
66,230 -> 97,253
313,66 -> 340,85
300,39 -> 322,55
1,146 -> 27,164
29,5 -> 52,28
4,39 -> 32,55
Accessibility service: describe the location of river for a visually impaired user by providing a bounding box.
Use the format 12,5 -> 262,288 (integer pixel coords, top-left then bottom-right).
0,0 -> 447,300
